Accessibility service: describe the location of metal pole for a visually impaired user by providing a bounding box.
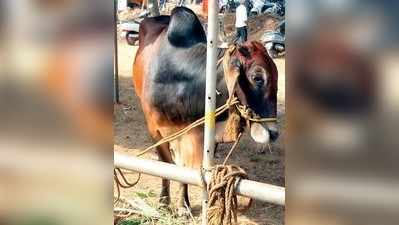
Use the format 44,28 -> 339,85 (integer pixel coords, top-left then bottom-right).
115,152 -> 200,186
113,0 -> 120,104
114,152 -> 286,205
202,0 -> 219,224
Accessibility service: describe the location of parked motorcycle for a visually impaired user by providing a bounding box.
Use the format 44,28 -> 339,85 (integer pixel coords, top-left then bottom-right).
119,10 -> 149,45
263,1 -> 284,18
261,20 -> 285,58
250,0 -> 284,18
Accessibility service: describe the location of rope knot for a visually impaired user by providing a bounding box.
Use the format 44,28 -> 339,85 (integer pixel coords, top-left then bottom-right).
207,165 -> 252,225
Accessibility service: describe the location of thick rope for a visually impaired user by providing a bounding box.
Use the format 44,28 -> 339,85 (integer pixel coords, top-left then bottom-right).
207,165 -> 252,225
205,131 -> 255,225
222,132 -> 243,166
236,104 -> 277,123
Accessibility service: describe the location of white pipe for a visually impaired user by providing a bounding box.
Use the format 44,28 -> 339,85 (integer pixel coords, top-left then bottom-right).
203,0 -> 219,174
115,152 -> 285,206
202,0 -> 219,224
115,152 -> 200,186
236,179 -> 285,205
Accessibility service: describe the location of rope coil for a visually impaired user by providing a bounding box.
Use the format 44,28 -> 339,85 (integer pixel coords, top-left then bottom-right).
207,165 -> 252,225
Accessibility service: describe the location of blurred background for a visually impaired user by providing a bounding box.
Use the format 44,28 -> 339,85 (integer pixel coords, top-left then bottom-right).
287,0 -> 399,224
0,0 -> 113,225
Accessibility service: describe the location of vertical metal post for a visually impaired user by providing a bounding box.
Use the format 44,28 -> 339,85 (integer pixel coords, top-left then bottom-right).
114,0 -> 120,104
202,0 -> 219,224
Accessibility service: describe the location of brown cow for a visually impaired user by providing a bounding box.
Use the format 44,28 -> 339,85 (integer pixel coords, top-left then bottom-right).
133,7 -> 278,213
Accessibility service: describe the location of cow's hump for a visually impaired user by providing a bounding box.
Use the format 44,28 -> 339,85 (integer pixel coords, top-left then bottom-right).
167,7 -> 206,47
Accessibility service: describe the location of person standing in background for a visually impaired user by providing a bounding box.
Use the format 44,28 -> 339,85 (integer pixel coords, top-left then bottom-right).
235,0 -> 248,43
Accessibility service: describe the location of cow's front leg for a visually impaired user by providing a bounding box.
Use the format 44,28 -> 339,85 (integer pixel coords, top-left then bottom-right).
159,178 -> 170,205
177,183 -> 190,216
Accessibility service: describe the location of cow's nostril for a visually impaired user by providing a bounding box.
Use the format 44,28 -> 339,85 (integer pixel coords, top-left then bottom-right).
252,76 -> 264,86
269,129 -> 279,141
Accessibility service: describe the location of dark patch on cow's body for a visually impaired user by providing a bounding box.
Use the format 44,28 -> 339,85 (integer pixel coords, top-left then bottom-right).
150,35 -> 228,123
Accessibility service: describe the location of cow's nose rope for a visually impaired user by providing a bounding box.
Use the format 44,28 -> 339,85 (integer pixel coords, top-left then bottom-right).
236,104 -> 277,123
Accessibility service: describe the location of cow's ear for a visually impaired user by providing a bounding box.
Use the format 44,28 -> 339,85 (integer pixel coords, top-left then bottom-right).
251,41 -> 271,58
237,45 -> 251,59
223,46 -> 241,102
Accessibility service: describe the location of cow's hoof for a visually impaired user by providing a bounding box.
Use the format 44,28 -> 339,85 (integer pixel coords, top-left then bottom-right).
159,196 -> 170,206
158,204 -> 172,213
177,207 -> 191,218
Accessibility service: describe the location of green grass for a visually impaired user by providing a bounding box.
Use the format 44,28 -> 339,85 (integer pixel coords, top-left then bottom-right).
119,219 -> 142,225
135,190 -> 157,199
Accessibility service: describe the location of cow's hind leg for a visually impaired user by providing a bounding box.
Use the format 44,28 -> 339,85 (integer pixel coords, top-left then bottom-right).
148,125 -> 173,206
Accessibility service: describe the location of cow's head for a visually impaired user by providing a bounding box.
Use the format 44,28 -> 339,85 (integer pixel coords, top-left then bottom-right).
224,41 -> 279,144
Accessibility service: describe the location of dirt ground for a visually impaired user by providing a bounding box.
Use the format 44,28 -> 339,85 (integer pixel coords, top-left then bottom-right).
114,33 -> 285,224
